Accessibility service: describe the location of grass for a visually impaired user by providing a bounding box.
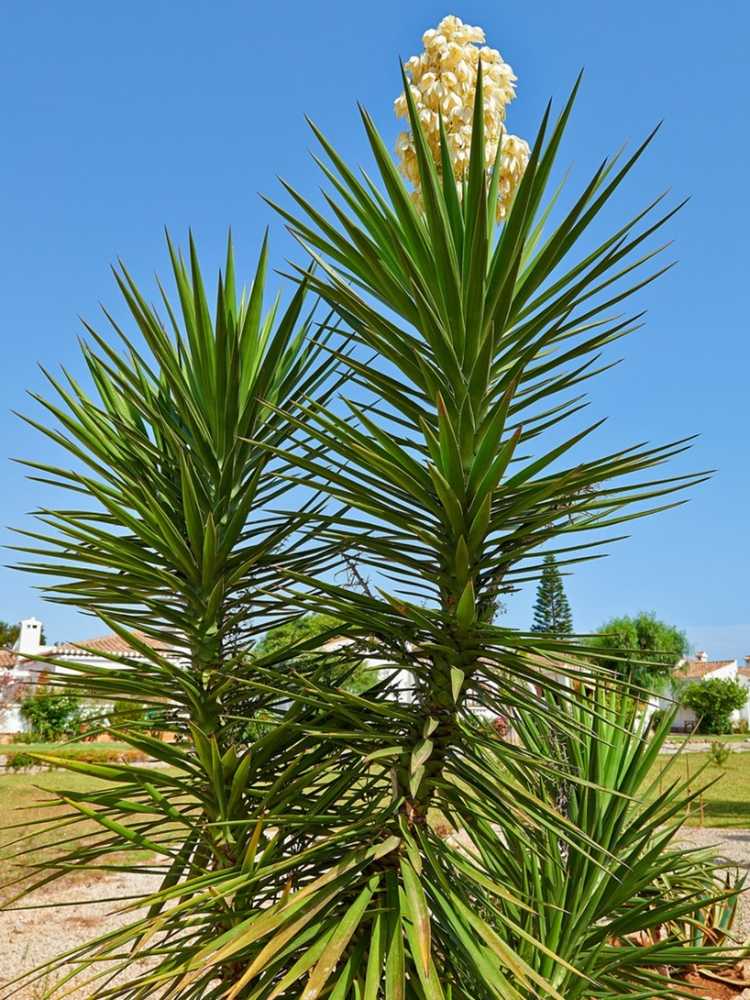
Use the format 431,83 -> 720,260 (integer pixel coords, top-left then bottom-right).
0,770 -> 116,887
1,741 -> 133,754
1,746 -> 748,897
664,732 -> 750,743
0,770 -> 155,893
0,768 -> 114,813
650,751 -> 750,827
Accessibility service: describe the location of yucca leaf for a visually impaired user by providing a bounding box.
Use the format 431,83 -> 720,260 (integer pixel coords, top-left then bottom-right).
302,875 -> 380,1000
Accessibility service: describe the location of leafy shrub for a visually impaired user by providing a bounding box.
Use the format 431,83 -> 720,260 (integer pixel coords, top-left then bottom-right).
708,740 -> 731,767
54,746 -> 148,764
734,718 -> 749,734
5,751 -> 35,769
255,614 -> 378,694
107,698 -> 167,736
681,678 -> 748,734
241,710 -> 276,742
3,745 -> 149,769
19,688 -> 83,741
9,730 -> 37,745
108,699 -> 149,724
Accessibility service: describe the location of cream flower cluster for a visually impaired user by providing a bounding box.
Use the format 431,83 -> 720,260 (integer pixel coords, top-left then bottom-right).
394,15 -> 530,220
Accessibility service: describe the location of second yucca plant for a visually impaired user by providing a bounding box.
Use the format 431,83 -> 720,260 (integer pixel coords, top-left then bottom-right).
5,233 -> 347,996
506,690 -> 742,996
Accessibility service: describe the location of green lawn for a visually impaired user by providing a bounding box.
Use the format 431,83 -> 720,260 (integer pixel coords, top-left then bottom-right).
664,732 -> 750,743
0,768 -> 112,815
649,751 -> 750,827
0,770 -> 117,883
1,749 -> 748,892
1,741 -> 133,754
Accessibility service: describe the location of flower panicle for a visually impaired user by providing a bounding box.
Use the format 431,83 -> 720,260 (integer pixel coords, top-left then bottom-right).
394,14 -> 530,220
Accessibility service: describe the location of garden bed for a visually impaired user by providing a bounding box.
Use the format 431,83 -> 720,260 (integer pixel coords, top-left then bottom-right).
683,971 -> 749,998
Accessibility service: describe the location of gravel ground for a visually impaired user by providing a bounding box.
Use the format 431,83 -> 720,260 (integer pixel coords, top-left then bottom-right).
675,827 -> 750,938
0,871 -> 161,999
1,830 -> 748,998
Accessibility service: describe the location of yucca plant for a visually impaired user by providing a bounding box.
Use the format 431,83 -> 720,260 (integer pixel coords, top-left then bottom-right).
502,689 -> 742,997
3,234 -> 349,997
164,23 -> 719,1000
4,15 -> 726,1000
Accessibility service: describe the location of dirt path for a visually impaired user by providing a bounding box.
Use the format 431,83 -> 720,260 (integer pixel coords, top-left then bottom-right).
0,871 -> 161,999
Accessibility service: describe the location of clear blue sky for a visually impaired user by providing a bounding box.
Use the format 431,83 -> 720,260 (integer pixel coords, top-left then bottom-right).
1,1 -> 747,657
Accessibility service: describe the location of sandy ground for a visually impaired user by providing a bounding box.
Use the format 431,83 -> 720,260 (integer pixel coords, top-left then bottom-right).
674,827 -> 750,938
1,829 -> 748,998
0,871 -> 161,999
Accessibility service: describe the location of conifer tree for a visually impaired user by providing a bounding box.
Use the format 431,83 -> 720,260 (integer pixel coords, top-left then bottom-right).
531,555 -> 573,635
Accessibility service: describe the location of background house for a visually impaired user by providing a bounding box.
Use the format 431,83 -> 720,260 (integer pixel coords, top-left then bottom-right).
664,651 -> 750,731
0,617 -> 183,735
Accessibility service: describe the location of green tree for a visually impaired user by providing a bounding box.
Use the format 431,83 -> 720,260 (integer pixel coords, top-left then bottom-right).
253,612 -> 341,659
0,620 -> 19,647
681,678 -> 747,734
20,687 -> 82,740
530,555 -> 573,635
255,613 -> 377,694
591,612 -> 688,690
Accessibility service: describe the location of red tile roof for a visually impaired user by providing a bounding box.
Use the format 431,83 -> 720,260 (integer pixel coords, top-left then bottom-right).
675,659 -> 734,680
49,631 -> 173,658
1,631 -> 178,678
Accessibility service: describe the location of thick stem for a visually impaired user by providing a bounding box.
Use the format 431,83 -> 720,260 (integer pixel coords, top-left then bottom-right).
401,631 -> 479,825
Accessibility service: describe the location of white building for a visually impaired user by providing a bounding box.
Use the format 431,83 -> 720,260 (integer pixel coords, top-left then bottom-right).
663,651 -> 750,731
0,618 -> 181,735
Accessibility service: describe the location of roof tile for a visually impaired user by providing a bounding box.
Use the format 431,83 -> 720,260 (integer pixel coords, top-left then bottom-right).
50,631 -> 172,657
675,659 -> 734,680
